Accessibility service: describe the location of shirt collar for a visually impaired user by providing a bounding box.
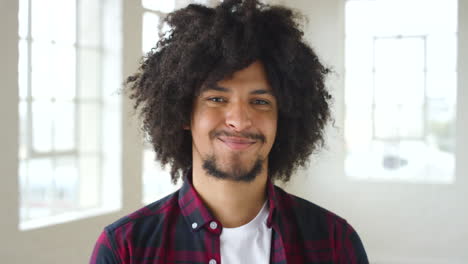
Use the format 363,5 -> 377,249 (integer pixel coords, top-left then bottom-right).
178,169 -> 279,232
178,170 -> 219,234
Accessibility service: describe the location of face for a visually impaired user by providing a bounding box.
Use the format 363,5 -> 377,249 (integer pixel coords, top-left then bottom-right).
190,61 -> 278,182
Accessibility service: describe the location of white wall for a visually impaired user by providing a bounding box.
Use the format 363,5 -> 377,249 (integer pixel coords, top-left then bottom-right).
272,0 -> 468,263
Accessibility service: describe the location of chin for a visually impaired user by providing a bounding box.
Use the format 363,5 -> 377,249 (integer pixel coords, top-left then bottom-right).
202,155 -> 264,183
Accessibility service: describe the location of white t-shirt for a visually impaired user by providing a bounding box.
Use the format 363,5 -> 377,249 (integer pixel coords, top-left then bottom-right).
220,201 -> 272,264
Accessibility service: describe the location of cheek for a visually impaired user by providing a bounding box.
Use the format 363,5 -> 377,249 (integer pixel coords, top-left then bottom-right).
267,124 -> 278,147
255,115 -> 277,143
191,107 -> 222,138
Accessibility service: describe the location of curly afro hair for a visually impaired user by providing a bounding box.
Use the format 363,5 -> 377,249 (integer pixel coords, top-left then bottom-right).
127,0 -> 332,184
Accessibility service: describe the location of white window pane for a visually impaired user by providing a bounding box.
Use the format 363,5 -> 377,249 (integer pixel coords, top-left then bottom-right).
345,105 -> 373,151
19,161 -> 29,221
101,103 -> 120,164
101,50 -> 120,97
142,0 -> 175,13
26,158 -> 54,219
79,49 -> 100,99
79,103 -> 100,153
32,100 -> 53,152
347,0 -> 457,36
143,147 -> 181,204
427,72 -> 457,104
31,41 -> 54,99
374,71 -> 425,106
398,107 -> 425,138
427,100 -> 454,121
32,42 -> 75,100
427,97 -> 456,154
31,0 -> 52,41
19,101 -> 29,160
372,1 -> 424,36
50,0 -> 76,43
374,106 -> 424,139
54,157 -> 79,208
345,1 -> 376,36
345,71 -> 373,106
427,34 -> 457,72
427,112 -> 455,154
78,155 -> 100,208
374,37 -> 425,72
345,37 -> 373,72
53,102 -> 75,151
18,0 -> 29,38
422,0 -> 458,33
142,12 -> 161,53
18,40 -> 29,99
31,0 -> 76,43
54,45 -> 76,100
79,0 -> 100,47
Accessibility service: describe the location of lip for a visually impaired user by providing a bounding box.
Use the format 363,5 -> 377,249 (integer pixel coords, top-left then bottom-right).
218,136 -> 256,151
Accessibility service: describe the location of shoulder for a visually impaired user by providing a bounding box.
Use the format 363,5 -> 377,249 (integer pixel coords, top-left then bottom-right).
273,185 -> 369,263
273,185 -> 346,225
105,190 -> 180,238
272,185 -> 356,240
90,191 -> 180,263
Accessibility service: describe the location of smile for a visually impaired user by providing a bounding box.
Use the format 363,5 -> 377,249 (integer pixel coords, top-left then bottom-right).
218,136 -> 256,151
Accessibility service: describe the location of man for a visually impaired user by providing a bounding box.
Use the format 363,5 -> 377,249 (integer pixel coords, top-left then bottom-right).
91,0 -> 368,263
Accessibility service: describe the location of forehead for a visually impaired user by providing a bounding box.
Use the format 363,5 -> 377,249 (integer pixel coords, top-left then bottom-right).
201,60 -> 273,93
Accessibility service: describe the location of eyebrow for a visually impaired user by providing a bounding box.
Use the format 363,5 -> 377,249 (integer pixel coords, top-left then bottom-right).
202,84 -> 273,95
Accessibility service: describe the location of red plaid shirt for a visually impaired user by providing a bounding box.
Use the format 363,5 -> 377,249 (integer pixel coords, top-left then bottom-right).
90,173 -> 368,264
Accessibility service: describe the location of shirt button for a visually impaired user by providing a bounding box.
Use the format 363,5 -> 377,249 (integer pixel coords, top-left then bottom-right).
192,222 -> 198,229
209,221 -> 218,230
209,259 -> 217,264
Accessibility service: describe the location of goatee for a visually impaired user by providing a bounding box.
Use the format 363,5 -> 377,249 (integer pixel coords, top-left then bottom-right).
202,155 -> 263,183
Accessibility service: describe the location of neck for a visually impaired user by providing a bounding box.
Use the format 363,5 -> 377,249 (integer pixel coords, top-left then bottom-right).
192,161 -> 268,228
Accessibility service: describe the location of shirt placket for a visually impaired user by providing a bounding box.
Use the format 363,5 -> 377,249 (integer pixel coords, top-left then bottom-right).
203,220 -> 222,264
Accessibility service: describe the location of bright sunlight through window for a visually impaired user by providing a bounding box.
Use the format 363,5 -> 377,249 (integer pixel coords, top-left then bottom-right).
345,0 -> 457,183
18,0 -> 122,229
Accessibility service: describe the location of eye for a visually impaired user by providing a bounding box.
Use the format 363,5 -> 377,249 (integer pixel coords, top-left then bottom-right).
252,99 -> 270,105
207,97 -> 226,103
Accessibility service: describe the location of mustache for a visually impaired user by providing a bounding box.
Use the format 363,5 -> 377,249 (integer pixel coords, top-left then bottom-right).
210,130 -> 266,143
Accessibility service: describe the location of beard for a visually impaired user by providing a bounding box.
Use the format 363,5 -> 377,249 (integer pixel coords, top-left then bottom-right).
201,129 -> 266,182
202,153 -> 264,183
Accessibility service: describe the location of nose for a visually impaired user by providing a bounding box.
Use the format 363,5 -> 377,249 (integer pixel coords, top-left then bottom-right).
225,101 -> 252,132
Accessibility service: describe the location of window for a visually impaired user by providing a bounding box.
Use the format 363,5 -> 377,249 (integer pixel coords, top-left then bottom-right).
344,0 -> 457,183
18,0 -> 122,229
